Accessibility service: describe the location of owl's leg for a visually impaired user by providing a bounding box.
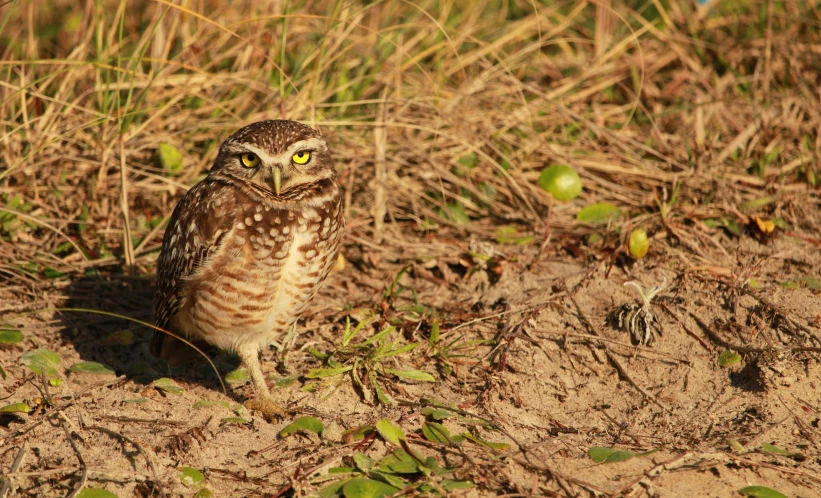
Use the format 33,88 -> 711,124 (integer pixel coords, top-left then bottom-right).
237,346 -> 284,422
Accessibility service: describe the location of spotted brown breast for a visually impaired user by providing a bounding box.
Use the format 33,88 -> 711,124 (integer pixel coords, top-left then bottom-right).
151,172 -> 342,363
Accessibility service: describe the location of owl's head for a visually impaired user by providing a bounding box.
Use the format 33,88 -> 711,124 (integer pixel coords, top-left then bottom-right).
211,120 -> 334,195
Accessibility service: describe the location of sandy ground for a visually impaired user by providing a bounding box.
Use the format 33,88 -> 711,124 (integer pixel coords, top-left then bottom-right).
1,230 -> 820,497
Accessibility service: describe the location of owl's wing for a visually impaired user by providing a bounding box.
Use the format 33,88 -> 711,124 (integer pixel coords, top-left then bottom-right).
150,177 -> 236,359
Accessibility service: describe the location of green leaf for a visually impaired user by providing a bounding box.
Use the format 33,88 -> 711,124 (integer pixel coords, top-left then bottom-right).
0,402 -> 30,413
375,419 -> 405,445
0,327 -> 22,344
718,350 -> 742,367
158,142 -> 184,175
576,203 -> 622,224
341,478 -> 400,498
19,348 -> 61,376
280,416 -> 324,437
378,342 -> 418,358
225,367 -> 249,384
457,153 -> 478,169
462,432 -> 510,451
738,486 -> 788,498
367,470 -> 405,489
307,346 -> 331,360
0,363 -> 6,380
538,164 -> 581,201
371,374 -> 393,405
421,422 -> 456,444
220,417 -> 249,424
193,489 -> 212,498
49,377 -> 63,387
443,202 -> 469,226
306,366 -> 353,378
739,195 -> 777,212
341,425 -> 374,443
76,489 -> 119,498
352,451 -> 376,472
494,225 -> 535,245
377,449 -> 421,474
123,398 -> 148,404
442,479 -> 474,491
192,400 -> 231,410
179,467 -> 205,487
729,439 -> 746,453
589,446 -> 656,463
421,407 -> 456,420
780,276 -> 821,290
154,377 -> 184,395
318,479 -> 350,498
271,375 -> 298,387
760,443 -> 788,454
384,368 -> 435,382
68,361 -> 115,375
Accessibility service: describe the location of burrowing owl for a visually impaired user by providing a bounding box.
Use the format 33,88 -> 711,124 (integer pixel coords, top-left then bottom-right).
151,120 -> 343,419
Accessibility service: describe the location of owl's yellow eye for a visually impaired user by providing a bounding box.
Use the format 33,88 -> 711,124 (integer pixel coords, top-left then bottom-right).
292,151 -> 311,165
241,153 -> 260,167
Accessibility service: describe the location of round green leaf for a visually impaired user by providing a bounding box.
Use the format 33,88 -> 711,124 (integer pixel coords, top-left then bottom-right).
158,142 -> 184,175
627,227 -> 649,259
76,489 -> 119,498
178,467 -> 205,487
279,416 -> 324,437
19,348 -> 61,376
718,350 -> 742,367
739,486 -> 788,498
342,478 -> 400,498
538,164 -> 581,201
375,419 -> 405,445
69,361 -> 115,375
576,203 -> 622,224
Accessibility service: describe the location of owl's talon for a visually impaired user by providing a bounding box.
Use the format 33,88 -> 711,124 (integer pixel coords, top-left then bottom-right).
246,396 -> 285,422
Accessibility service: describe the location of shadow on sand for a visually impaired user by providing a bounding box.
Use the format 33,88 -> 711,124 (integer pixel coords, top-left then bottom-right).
58,273 -> 236,394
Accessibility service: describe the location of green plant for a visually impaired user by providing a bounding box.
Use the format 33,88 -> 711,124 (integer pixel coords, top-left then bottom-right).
305,319 -> 434,405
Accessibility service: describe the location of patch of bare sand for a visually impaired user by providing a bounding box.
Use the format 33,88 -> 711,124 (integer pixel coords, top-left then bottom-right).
1,233 -> 820,497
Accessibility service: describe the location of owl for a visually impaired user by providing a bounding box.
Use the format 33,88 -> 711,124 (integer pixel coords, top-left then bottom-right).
151,120 -> 343,420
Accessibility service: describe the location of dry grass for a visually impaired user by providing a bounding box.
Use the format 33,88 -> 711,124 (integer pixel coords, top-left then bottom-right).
1,0 -> 821,496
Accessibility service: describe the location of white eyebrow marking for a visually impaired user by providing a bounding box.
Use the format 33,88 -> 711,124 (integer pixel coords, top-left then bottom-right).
233,138 -> 327,167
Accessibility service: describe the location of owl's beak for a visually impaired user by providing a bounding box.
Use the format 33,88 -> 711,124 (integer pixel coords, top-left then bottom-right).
272,167 -> 282,196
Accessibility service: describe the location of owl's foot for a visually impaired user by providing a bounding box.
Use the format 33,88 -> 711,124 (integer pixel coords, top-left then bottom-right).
245,395 -> 285,422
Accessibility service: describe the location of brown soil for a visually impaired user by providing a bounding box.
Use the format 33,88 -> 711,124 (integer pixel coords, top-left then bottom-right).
2,229 -> 820,497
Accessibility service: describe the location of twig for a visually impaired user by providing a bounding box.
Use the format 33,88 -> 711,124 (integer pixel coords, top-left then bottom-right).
42,376 -> 87,498
372,87 -> 389,244
96,415 -> 188,426
61,417 -> 88,498
0,443 -> 26,498
510,456 -> 609,495
119,136 -> 135,273
85,425 -> 167,498
659,302 -> 712,351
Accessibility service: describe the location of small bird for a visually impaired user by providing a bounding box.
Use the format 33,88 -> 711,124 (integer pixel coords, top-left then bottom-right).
151,120 -> 343,420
